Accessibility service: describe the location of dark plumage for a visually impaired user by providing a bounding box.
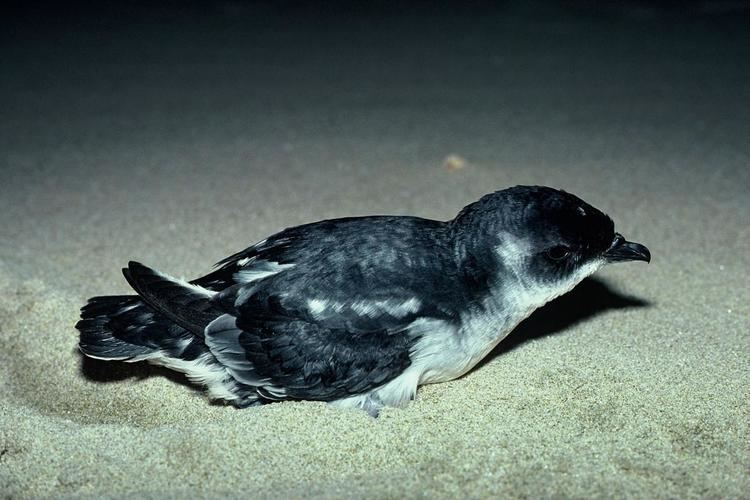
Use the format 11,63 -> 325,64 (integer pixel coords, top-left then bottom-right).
76,185 -> 650,414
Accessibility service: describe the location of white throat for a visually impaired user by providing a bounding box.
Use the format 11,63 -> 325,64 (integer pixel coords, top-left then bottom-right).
493,233 -> 605,324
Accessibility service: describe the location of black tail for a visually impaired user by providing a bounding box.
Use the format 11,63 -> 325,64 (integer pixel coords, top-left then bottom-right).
75,275 -> 261,407
76,295 -> 198,361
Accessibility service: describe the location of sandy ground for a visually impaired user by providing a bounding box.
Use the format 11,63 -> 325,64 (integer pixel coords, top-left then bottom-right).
1,2 -> 748,498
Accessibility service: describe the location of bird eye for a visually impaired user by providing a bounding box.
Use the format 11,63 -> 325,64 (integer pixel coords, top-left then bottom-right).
545,245 -> 571,261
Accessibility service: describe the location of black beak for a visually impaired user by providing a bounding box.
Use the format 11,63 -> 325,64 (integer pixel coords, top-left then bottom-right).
604,233 -> 651,263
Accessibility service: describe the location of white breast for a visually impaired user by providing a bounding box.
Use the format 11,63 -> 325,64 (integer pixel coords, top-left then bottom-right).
408,306 -> 518,385
408,257 -> 604,386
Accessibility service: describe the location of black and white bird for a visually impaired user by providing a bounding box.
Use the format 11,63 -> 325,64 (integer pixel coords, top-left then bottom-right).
77,186 -> 650,415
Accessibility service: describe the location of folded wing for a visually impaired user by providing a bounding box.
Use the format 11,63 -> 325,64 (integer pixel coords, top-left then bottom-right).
203,275 -> 458,401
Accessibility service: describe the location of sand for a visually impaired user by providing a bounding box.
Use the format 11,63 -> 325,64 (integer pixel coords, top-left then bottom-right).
1,2 -> 748,498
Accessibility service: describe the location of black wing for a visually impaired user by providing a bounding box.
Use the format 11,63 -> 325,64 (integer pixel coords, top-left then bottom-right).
192,216 -> 465,302
199,216 -> 469,401
204,304 -> 422,402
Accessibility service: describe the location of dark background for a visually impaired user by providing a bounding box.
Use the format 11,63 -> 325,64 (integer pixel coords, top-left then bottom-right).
2,2 -> 749,498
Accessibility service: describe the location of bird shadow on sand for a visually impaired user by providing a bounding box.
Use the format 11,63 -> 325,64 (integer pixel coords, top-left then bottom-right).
474,276 -> 652,371
80,352 -> 196,389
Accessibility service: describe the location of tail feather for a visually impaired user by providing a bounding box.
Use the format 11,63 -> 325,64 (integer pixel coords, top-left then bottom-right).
76,293 -> 261,407
122,261 -> 221,336
77,295 -> 163,360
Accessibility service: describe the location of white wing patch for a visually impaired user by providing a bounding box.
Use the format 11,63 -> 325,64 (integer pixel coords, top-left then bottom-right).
307,297 -> 422,319
351,297 -> 422,318
308,298 -> 338,315
234,260 -> 294,284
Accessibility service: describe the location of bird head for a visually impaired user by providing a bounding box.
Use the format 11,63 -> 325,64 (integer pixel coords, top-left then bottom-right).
452,186 -> 650,309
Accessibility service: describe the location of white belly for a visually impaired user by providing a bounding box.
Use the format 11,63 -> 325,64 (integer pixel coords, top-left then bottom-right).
407,310 -> 524,385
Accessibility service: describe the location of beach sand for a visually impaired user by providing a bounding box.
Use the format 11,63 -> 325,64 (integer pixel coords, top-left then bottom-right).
1,2 -> 748,498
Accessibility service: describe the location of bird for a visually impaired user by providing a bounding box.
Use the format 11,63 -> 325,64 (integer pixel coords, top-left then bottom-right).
76,185 -> 650,416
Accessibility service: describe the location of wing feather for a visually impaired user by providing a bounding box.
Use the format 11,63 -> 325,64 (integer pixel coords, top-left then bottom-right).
205,305 -> 422,401
193,215 -> 466,401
